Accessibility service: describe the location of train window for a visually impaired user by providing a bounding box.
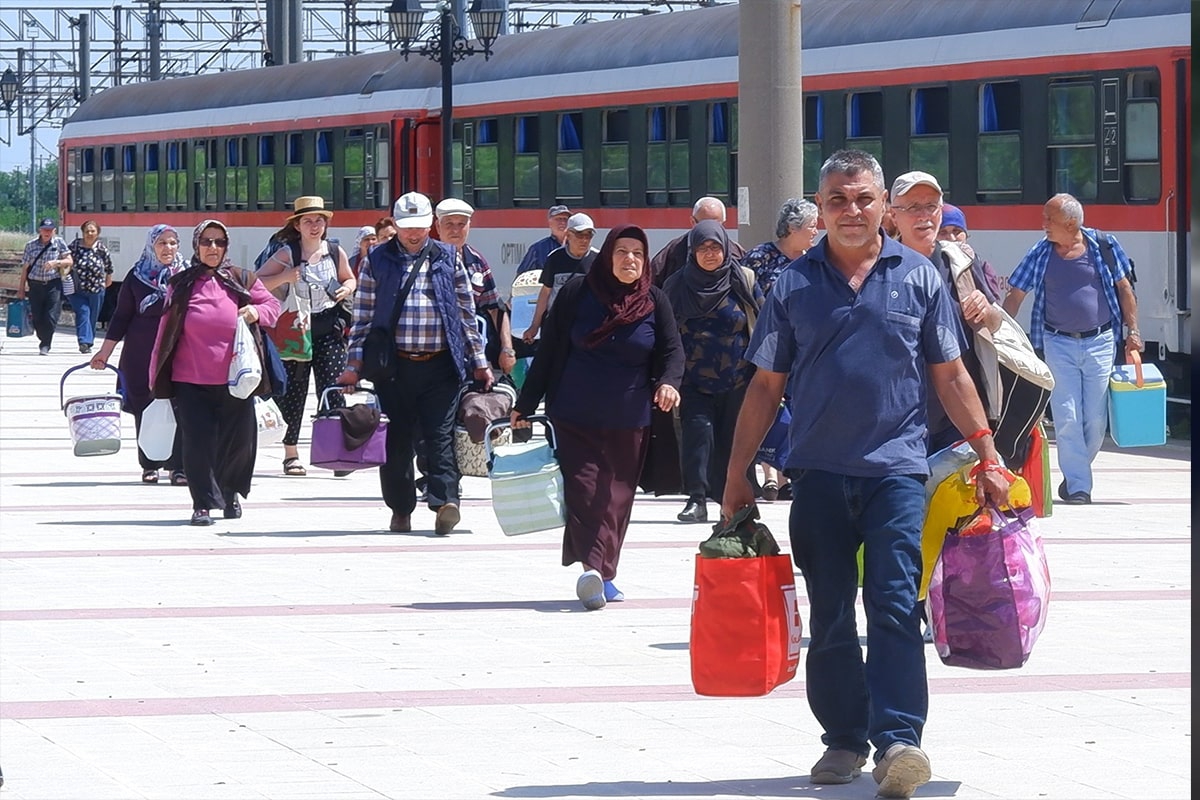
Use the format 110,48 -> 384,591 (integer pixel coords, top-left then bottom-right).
909,87 -> 949,190
557,112 -> 583,201
1124,71 -> 1161,201
286,132 -> 304,204
451,121 -> 466,199
166,141 -> 187,211
601,109 -> 629,206
705,101 -> 724,199
315,130 -> 333,202
514,116 -> 540,203
474,118 -> 499,208
374,125 -> 390,208
669,106 -> 690,205
65,149 -> 79,211
99,146 -> 116,211
77,148 -> 95,212
344,129 -> 367,210
847,91 -> 883,162
193,139 -> 217,211
143,143 -> 159,212
225,137 -> 249,211
120,145 -> 136,212
803,96 -> 823,196
646,106 -> 668,205
258,136 -> 276,210
1047,81 -> 1096,199
977,81 -> 1021,201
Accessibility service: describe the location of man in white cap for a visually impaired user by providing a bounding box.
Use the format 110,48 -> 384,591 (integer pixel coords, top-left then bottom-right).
16,218 -> 73,355
515,204 -> 571,277
434,197 -> 516,375
339,191 -> 492,536
521,212 -> 599,344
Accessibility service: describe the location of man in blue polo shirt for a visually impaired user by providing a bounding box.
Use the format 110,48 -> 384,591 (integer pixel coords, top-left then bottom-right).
721,150 -> 1010,799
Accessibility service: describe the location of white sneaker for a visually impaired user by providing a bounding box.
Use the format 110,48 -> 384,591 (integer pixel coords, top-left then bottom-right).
576,570 -> 605,610
872,744 -> 931,798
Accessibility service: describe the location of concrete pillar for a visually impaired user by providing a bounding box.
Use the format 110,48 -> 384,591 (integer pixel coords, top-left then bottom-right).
736,1 -> 804,248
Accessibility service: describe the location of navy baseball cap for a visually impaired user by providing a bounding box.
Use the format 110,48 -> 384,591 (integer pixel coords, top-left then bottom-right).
38,218 -> 56,229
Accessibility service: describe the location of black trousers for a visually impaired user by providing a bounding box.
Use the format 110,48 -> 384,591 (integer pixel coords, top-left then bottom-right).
132,406 -> 184,472
375,352 -> 461,515
679,385 -> 746,503
26,279 -> 62,348
173,383 -> 257,511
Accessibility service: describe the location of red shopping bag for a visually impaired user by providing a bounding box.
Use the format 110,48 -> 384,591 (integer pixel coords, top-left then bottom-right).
1017,422 -> 1052,518
689,553 -> 802,697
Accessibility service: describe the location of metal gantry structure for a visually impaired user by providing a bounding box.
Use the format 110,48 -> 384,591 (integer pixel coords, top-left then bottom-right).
0,0 -> 725,142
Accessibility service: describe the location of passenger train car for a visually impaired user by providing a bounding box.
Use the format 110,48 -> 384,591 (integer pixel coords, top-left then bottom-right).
59,0 -> 1190,390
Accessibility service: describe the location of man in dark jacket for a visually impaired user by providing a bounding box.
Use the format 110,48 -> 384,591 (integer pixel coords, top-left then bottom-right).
650,197 -> 745,287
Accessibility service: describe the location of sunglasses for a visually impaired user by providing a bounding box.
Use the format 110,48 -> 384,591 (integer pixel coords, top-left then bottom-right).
199,237 -> 229,248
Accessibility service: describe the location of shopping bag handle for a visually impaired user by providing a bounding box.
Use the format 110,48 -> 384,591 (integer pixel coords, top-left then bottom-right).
60,362 -> 125,411
1127,347 -> 1144,389
482,413 -> 557,461
317,383 -> 379,414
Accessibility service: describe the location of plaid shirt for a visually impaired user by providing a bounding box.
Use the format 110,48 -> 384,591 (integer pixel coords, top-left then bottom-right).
461,243 -> 501,312
348,238 -> 488,369
22,235 -> 71,282
1007,227 -> 1134,349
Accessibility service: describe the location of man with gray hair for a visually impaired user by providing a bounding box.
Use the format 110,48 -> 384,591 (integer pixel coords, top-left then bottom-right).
1003,192 -> 1141,505
650,196 -> 745,287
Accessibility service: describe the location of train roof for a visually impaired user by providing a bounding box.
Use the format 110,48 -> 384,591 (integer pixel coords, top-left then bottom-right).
64,0 -> 1190,129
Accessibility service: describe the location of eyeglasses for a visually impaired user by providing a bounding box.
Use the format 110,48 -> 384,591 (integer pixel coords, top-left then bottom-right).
893,203 -> 942,217
694,242 -> 725,255
198,237 -> 229,248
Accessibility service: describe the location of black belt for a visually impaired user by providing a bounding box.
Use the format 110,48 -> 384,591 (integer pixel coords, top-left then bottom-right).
26,277 -> 58,284
1044,321 -> 1112,339
396,349 -> 448,362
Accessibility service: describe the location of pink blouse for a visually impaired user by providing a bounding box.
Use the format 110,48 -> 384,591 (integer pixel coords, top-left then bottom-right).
152,273 -> 281,387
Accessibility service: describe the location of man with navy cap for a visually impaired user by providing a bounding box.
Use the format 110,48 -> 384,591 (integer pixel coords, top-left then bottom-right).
17,218 -> 73,355
515,204 -> 571,277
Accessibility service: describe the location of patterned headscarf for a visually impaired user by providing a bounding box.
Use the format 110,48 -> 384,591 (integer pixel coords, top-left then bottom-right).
132,223 -> 187,312
188,219 -> 234,270
353,225 -> 376,253
582,224 -> 656,348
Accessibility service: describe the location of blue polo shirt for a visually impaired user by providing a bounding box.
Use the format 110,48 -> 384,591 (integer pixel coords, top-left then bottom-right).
746,234 -> 966,477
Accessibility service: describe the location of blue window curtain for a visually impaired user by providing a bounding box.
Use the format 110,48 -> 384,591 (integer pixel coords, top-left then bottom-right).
227,140 -> 240,166
101,148 -> 114,170
649,107 -> 666,142
850,95 -> 862,137
517,117 -> 535,152
288,134 -> 303,163
145,144 -> 159,171
816,97 -> 823,139
122,147 -> 135,172
711,103 -> 728,143
559,114 -> 581,150
167,143 -> 179,170
982,84 -> 999,133
259,137 -> 274,166
913,90 -> 927,134
478,119 -> 497,144
317,132 -> 332,163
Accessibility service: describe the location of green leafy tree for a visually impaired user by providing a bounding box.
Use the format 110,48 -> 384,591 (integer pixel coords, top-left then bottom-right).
0,161 -> 60,233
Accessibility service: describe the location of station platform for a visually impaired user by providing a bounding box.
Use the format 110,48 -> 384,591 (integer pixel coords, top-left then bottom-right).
0,331 -> 1190,800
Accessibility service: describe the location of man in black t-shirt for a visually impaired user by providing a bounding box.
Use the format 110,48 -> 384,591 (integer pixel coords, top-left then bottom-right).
521,212 -> 599,344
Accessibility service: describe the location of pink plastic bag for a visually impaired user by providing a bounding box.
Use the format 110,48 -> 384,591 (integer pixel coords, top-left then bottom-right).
928,504 -> 1050,669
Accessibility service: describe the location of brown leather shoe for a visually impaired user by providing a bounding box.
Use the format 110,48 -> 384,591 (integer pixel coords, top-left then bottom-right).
434,503 -> 460,536
389,512 -> 411,532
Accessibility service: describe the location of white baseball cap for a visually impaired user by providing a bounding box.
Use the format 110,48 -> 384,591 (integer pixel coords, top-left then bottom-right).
393,192 -> 434,228
566,213 -> 595,233
890,171 -> 943,199
435,197 -> 475,220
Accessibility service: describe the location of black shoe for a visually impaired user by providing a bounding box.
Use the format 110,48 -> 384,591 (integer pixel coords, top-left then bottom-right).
333,469 -> 352,477
223,493 -> 242,519
190,509 -> 215,526
1057,481 -> 1070,502
1062,491 -> 1091,505
677,500 -> 708,523
79,343 -> 92,354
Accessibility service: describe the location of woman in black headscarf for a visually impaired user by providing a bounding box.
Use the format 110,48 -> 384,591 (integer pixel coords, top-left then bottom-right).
662,218 -> 763,524
512,224 -> 683,611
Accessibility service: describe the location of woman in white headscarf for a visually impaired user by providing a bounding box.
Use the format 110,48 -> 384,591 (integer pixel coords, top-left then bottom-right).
90,224 -> 189,485
350,225 -> 377,277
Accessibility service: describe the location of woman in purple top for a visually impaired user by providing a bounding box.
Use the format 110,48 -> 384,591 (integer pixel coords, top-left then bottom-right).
150,220 -> 281,526
90,224 -> 188,485
511,224 -> 684,611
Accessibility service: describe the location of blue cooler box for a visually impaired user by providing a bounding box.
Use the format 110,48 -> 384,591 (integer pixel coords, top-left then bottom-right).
1107,361 -> 1167,447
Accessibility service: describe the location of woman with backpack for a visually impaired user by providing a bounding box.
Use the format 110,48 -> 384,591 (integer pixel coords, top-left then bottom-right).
256,197 -> 357,476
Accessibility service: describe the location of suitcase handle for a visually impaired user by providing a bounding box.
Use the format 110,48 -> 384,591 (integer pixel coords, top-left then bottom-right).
60,362 -> 125,411
1127,347 -> 1144,389
317,384 -> 379,414
483,413 -> 556,461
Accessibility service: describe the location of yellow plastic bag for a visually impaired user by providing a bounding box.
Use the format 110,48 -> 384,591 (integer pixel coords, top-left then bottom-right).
919,465 -> 1031,599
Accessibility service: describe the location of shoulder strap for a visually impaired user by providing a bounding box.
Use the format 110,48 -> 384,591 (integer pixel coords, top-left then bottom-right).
1093,228 -> 1135,286
381,240 -> 437,331
941,242 -> 978,301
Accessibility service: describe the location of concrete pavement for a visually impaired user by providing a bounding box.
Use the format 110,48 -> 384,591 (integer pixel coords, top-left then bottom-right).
0,330 -> 1191,800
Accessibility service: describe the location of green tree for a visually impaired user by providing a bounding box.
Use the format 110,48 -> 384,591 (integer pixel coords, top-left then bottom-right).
0,160 -> 60,232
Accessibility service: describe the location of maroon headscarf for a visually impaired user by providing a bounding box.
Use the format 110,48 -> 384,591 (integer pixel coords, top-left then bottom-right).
582,224 -> 656,348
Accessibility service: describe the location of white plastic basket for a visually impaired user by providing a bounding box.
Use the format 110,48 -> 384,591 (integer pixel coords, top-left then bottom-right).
60,363 -> 126,457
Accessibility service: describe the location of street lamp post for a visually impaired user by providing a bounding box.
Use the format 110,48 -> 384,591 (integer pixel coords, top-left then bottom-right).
386,0 -> 503,200
1,37 -> 41,231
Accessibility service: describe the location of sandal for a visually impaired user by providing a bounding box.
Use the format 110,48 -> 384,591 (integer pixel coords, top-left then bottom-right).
169,471 -> 188,486
283,457 -> 307,476
141,469 -> 159,484
761,480 -> 779,502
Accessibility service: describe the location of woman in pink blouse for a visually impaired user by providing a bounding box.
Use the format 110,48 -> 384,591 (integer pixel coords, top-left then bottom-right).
150,220 -> 281,526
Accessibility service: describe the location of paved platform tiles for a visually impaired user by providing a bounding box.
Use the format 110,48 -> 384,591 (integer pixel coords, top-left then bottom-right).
0,333 -> 1191,799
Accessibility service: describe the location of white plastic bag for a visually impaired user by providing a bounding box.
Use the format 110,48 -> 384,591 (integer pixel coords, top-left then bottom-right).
255,396 -> 286,446
228,317 -> 262,399
138,398 -> 176,461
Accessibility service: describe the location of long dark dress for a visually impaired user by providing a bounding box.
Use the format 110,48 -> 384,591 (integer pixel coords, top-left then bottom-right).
104,278 -> 182,471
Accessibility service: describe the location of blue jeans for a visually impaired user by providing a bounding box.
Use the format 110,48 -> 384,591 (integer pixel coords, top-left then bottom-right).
68,291 -> 103,347
788,469 -> 928,760
1043,329 -> 1114,495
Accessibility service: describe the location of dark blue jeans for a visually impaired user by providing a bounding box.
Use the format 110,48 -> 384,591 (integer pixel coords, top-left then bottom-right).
376,352 -> 461,515
68,291 -> 103,347
788,469 -> 928,761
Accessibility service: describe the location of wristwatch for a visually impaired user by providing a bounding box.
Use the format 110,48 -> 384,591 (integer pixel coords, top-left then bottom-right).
501,347 -> 516,356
